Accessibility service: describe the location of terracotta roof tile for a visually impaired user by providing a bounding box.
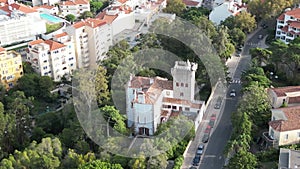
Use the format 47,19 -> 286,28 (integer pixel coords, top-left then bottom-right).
269,86 -> 300,97
85,18 -> 107,28
0,0 -> 7,4
269,106 -> 300,132
277,13 -> 285,21
44,40 -> 66,51
10,3 -> 37,13
29,39 -> 44,45
130,76 -> 151,88
289,21 -> 300,29
0,47 -> 5,52
54,32 -> 68,38
102,14 -> 118,24
73,21 -> 86,29
34,5 -> 55,9
61,0 -> 89,6
182,0 -> 200,6
285,8 -> 300,20
117,0 -> 127,4
162,97 -> 202,109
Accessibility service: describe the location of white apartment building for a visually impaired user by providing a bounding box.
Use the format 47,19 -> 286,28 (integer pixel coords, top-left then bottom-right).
97,5 -> 135,37
18,0 -> 59,6
65,18 -> 112,68
59,0 -> 90,18
33,5 -> 59,15
209,0 -> 247,25
0,3 -> 46,47
126,60 -> 205,136
26,39 -> 76,81
275,8 -> 300,44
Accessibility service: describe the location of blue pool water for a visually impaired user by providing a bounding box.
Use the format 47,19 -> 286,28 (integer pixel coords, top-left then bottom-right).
40,13 -> 63,23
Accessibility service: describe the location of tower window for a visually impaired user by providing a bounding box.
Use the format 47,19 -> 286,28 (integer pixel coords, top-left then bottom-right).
176,82 -> 179,86
185,83 -> 188,87
180,92 -> 184,96
181,83 -> 184,87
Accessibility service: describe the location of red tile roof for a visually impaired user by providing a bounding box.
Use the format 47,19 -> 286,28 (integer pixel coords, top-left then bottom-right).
182,0 -> 200,7
10,3 -> 37,13
28,39 -> 44,46
44,40 -> 66,51
34,5 -> 56,9
130,76 -> 152,88
0,47 -> 5,52
72,18 -> 107,29
277,13 -> 285,21
54,32 -> 68,38
289,21 -> 300,29
117,0 -> 127,4
0,0 -> 8,4
102,14 -> 118,24
61,0 -> 89,5
269,86 -> 300,97
269,106 -> 300,132
285,8 -> 300,20
162,97 -> 202,109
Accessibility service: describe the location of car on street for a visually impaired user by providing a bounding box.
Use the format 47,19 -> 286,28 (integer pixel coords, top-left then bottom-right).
193,154 -> 201,166
214,96 -> 222,109
202,134 -> 210,143
209,114 -> 216,127
229,89 -> 236,97
258,34 -> 263,39
196,144 -> 205,155
204,125 -> 211,133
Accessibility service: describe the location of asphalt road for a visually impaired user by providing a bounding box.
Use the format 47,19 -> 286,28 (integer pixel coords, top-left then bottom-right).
197,27 -> 269,169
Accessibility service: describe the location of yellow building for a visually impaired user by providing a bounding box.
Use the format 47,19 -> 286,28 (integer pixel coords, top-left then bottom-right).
0,47 -> 23,90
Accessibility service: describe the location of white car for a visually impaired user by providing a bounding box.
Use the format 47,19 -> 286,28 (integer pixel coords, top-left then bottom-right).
230,89 -> 236,97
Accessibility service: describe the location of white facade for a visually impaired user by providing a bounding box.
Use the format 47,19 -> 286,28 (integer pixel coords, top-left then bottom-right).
209,0 -> 246,25
33,5 -> 59,15
275,8 -> 300,44
65,18 -> 113,68
126,60 -> 205,136
268,106 -> 300,146
59,0 -> 90,18
19,0 -> 60,6
268,86 -> 300,108
26,39 -> 76,81
0,3 -> 46,47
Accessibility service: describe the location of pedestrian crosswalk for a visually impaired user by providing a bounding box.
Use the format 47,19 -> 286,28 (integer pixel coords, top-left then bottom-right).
245,42 -> 260,46
229,79 -> 242,84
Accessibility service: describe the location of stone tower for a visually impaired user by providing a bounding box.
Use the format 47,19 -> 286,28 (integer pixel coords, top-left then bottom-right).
171,60 -> 198,101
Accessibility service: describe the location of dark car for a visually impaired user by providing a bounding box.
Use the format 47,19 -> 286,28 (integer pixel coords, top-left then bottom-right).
202,134 -> 209,143
193,154 -> 201,166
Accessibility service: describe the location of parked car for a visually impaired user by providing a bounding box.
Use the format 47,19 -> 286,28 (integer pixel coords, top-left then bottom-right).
202,134 -> 210,143
258,34 -> 263,39
229,89 -> 236,97
209,114 -> 217,127
193,154 -> 201,166
196,144 -> 205,155
214,97 -> 222,109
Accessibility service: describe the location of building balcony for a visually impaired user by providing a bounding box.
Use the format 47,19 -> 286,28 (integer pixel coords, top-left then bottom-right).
262,132 -> 278,148
83,63 -> 89,68
83,57 -> 89,63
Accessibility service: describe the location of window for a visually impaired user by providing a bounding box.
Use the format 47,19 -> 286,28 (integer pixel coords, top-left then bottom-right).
176,82 -> 179,87
181,83 -> 184,87
285,134 -> 289,140
185,107 -> 190,111
166,91 -> 170,96
185,83 -> 188,87
8,82 -> 13,87
180,92 -> 184,96
298,132 -> 300,138
172,106 -> 177,110
277,31 -> 281,35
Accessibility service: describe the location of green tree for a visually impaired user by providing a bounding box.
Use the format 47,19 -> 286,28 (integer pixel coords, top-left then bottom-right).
128,155 -> 146,169
90,0 -> 103,13
234,11 -> 257,33
79,11 -> 94,19
228,28 -> 246,47
250,48 -> 272,66
79,160 -> 123,169
147,153 -> 168,169
213,25 -> 235,59
163,0 -> 186,16
38,76 -> 54,101
16,73 -> 39,97
182,7 -> 210,20
95,65 -> 110,106
227,149 -> 258,169
65,14 -> 76,22
100,105 -> 127,135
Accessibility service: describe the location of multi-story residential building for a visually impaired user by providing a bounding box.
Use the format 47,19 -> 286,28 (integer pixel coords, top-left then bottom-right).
275,8 -> 300,44
59,0 -> 90,18
0,3 -> 46,47
268,86 -> 300,108
278,148 -> 300,169
126,60 -> 205,136
209,0 -> 247,25
265,106 -> 300,147
65,18 -> 112,68
33,5 -> 59,15
0,47 -> 23,90
97,5 -> 135,37
18,0 -> 60,6
26,39 -> 76,81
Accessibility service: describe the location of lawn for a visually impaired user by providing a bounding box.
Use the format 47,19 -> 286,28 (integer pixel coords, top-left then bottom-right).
46,23 -> 63,34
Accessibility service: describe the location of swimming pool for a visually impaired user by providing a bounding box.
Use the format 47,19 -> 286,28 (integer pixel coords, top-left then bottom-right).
40,13 -> 64,23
